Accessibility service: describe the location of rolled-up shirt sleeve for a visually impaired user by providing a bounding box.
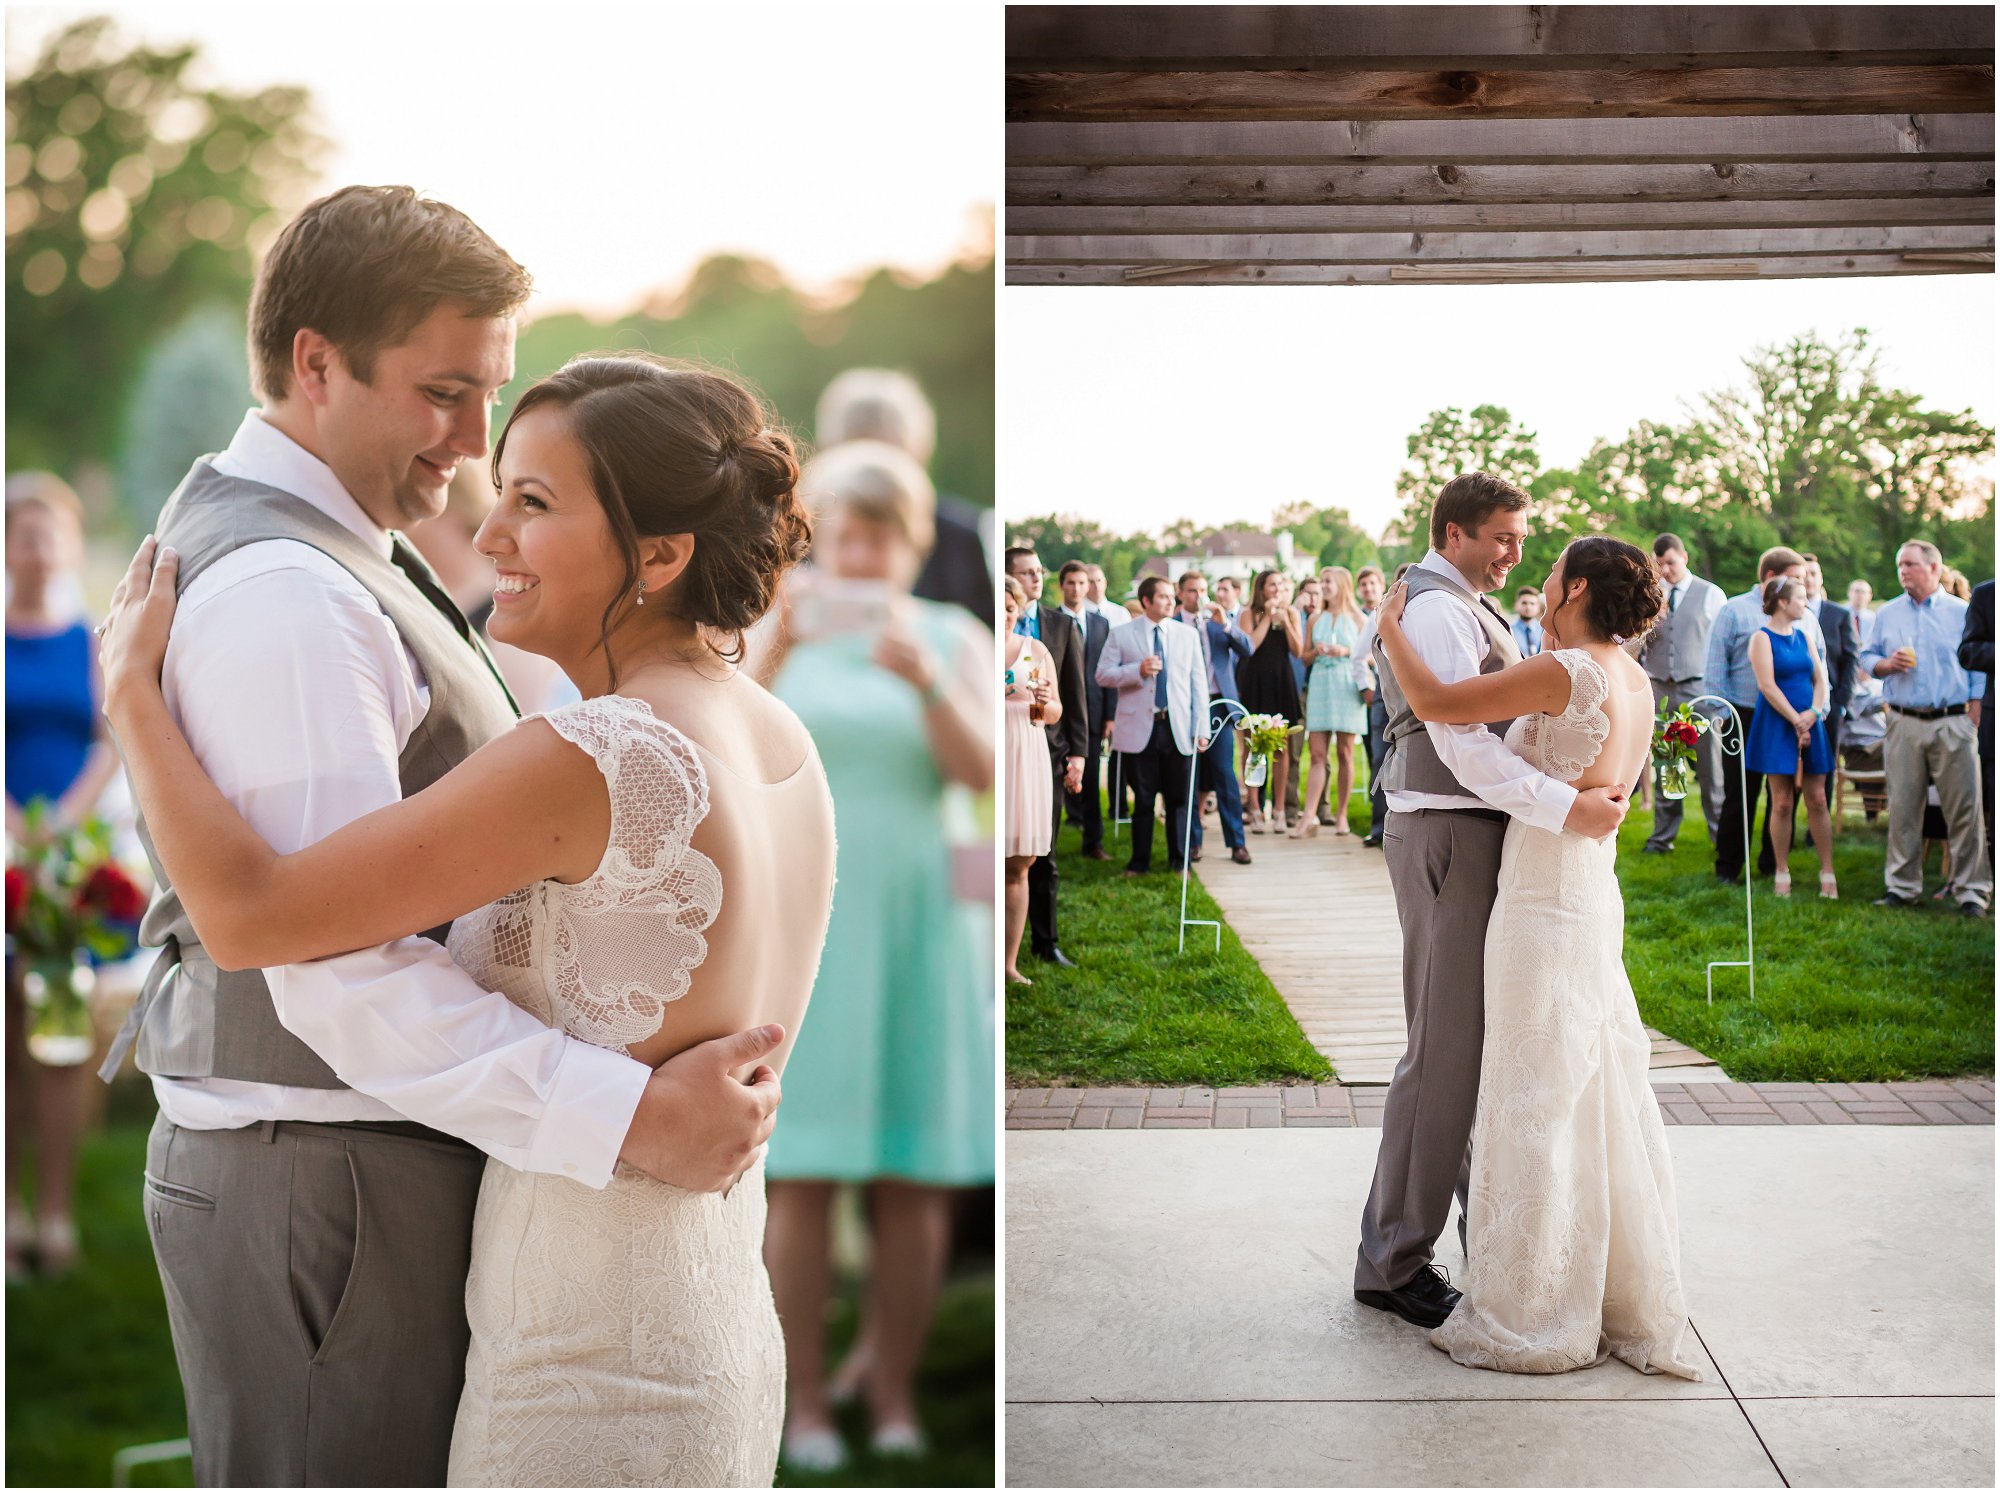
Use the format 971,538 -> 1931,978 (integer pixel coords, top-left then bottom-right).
1402,592 -> 1576,834
166,548 -> 648,1188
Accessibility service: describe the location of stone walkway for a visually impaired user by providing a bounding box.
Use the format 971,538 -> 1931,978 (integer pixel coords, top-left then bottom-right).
1007,1078 -> 1996,1128
1190,819 -> 1723,1082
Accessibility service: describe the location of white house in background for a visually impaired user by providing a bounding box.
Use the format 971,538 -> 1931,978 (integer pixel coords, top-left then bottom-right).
1133,529 -> 1316,594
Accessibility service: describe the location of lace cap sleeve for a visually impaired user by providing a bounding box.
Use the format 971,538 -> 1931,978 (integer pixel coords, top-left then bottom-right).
1531,649 -> 1613,783
527,694 -> 723,1044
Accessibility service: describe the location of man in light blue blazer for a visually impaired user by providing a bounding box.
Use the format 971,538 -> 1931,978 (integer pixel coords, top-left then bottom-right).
1099,575 -> 1211,874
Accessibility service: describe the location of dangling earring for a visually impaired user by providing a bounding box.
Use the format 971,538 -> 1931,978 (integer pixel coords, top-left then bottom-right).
635,585 -> 646,607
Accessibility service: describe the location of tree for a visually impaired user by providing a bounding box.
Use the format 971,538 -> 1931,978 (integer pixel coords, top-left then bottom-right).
1386,404 -> 1543,573
118,303 -> 250,516
5,18 -> 325,492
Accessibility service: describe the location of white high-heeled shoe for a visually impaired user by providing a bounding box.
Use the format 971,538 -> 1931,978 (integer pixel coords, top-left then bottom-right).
781,1427 -> 848,1474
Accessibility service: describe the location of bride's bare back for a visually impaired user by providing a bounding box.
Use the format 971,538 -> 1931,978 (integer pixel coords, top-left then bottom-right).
612,670 -> 835,1078
1564,643 -> 1656,795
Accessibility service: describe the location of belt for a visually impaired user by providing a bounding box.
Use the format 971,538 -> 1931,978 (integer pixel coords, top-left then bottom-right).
1888,703 -> 1966,721
1398,805 -> 1509,825
1153,708 -> 1169,719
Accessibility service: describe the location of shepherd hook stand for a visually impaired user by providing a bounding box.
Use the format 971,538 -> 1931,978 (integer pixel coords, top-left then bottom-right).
1685,694 -> 1755,1004
1179,697 -> 1248,953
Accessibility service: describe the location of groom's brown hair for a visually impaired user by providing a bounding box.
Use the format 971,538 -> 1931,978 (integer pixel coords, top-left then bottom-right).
1430,472 -> 1529,549
248,185 -> 532,400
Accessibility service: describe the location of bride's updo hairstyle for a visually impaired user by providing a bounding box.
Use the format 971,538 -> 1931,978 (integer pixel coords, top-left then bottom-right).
1555,536 -> 1664,644
492,354 -> 811,678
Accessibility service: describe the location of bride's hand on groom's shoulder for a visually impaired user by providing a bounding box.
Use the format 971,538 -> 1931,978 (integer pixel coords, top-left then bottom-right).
1378,581 -> 1409,629
97,535 -> 178,723
619,1024 -> 786,1193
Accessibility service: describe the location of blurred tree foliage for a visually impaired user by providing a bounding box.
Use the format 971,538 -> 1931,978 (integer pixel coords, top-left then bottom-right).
1019,329 -> 1991,602
118,302 -> 252,511
5,16 -> 325,484
507,253 -> 994,511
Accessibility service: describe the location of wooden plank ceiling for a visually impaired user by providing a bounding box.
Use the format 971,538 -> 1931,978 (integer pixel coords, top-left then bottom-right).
1005,5 -> 1996,285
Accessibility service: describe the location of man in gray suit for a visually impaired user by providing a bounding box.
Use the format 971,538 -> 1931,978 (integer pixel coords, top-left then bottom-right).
1355,474 -> 1629,1330
1639,534 -> 1725,853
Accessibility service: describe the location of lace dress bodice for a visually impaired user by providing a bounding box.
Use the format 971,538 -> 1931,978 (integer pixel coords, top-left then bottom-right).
1504,647 -> 1612,785
447,694 -> 722,1051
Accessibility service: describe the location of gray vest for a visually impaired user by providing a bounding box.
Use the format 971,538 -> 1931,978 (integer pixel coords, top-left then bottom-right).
1374,567 -> 1521,798
1639,574 -> 1717,682
101,460 -> 519,1088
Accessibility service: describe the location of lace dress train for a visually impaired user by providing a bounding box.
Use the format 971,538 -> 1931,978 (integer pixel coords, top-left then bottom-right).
1428,649 -> 1703,1380
444,696 -> 787,1486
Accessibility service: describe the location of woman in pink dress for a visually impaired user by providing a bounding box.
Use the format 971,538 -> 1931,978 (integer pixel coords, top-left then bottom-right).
1003,576 -> 1061,985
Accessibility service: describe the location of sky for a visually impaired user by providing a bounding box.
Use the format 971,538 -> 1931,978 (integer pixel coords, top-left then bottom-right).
7,3 -> 997,316
1003,274 -> 1998,541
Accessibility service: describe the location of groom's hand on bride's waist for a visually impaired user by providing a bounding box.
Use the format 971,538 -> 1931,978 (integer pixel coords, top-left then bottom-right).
618,1024 -> 785,1192
1564,785 -> 1630,841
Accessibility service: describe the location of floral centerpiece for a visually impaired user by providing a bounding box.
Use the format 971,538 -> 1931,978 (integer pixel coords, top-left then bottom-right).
1651,703 -> 1709,801
5,806 -> 147,1066
1240,712 -> 1292,787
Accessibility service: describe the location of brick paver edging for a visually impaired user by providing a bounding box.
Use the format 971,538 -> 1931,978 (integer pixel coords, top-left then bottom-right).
1006,1080 -> 1995,1130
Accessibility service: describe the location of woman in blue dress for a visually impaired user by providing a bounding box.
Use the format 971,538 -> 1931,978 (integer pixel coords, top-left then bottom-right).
1297,565 -> 1370,837
1745,575 -> 1836,899
6,474 -> 124,1278
759,440 -> 994,1471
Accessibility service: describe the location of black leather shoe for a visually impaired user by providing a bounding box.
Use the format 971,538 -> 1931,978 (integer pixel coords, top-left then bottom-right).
1873,892 -> 1918,909
1641,844 -> 1672,855
1355,1264 -> 1461,1330
1190,845 -> 1203,862
1231,846 -> 1252,864
1362,836 -> 1382,849
1961,902 -> 1989,919
1037,946 -> 1079,967
1081,845 -> 1111,861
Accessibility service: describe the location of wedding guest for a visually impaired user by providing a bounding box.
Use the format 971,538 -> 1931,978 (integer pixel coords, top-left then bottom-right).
1848,578 -> 1877,646
766,441 -> 995,1465
1286,576 -> 1317,821
1084,563 -> 1111,616
1862,540 -> 1988,914
1005,544 -> 1087,968
1175,570 -> 1251,864
1353,564 -> 1389,847
1213,574 -> 1241,625
1510,586 -> 1545,657
1098,576 -> 1209,874
1234,569 -> 1303,832
1959,579 -> 1993,853
1300,565 -> 1368,837
1640,533 -> 1725,855
1057,561 -> 1114,861
818,368 -> 992,629
5,473 -> 124,1279
1703,545 -> 1806,883
1753,552 -> 1861,873
1003,576 -> 1060,982
1746,577 -> 1836,897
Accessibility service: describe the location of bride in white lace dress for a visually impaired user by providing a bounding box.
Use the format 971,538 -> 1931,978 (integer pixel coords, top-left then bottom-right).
1373,536 -> 1702,1381
98,356 -> 839,1483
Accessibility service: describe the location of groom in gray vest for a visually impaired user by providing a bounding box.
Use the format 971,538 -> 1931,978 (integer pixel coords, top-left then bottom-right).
1354,474 -> 1629,1328
102,186 -> 785,1486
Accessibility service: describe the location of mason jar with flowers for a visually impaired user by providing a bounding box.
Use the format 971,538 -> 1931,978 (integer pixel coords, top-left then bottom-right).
1651,703 -> 1709,801
5,807 -> 147,1066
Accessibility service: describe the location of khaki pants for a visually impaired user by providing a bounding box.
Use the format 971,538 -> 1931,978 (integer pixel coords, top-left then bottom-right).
1884,711 -> 1991,907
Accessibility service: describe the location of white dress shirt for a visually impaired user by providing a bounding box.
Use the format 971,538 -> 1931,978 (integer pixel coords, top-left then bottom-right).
151,410 -> 647,1187
1381,551 -> 1576,833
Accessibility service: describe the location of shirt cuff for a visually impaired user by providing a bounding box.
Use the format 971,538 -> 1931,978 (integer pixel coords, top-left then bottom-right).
521,1040 -> 651,1190
1523,778 -> 1579,836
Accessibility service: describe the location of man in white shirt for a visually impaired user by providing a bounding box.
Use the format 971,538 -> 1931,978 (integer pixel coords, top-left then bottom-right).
1355,474 -> 1629,1332
108,186 -> 782,1487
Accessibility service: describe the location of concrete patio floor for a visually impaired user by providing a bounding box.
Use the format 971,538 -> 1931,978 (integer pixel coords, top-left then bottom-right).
1005,1127 -> 1994,1487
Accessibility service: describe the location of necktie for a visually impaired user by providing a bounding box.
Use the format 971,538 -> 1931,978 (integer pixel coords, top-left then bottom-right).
1152,624 -> 1167,709
390,536 -> 521,716
1670,584 -> 1682,613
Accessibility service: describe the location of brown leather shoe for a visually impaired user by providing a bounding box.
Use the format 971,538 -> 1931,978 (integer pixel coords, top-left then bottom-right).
1081,846 -> 1111,861
1191,844 -> 1203,861
1231,846 -> 1252,864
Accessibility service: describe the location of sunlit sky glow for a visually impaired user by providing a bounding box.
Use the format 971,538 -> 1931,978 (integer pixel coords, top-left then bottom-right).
1006,275 -> 1997,541
7,3 -> 996,316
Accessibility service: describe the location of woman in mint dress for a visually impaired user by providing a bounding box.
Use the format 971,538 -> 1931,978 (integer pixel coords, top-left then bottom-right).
761,440 -> 994,1471
1298,566 -> 1369,836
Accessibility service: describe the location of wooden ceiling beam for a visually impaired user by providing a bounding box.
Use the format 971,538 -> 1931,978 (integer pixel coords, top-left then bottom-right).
1006,254 -> 1995,286
1007,65 -> 1996,123
1005,161 -> 1999,206
1007,197 -> 1996,236
1008,114 -> 1995,166
1006,224 -> 1997,265
1005,6 -> 1996,71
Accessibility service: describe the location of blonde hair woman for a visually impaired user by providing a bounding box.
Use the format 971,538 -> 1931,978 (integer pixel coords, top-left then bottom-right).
1299,565 -> 1370,836
1002,575 -> 1061,983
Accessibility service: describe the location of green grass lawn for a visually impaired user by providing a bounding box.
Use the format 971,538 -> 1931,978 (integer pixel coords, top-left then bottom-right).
1618,799 -> 1993,1082
1004,813 -> 1334,1088
1009,759 -> 1992,1087
5,1087 -> 993,1489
